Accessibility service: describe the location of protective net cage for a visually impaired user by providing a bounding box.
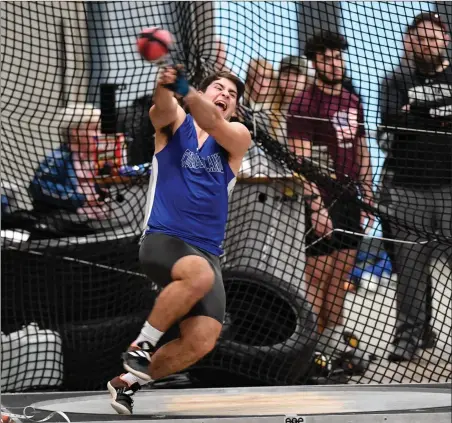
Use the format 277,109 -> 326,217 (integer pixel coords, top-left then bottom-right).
1,1 -> 451,392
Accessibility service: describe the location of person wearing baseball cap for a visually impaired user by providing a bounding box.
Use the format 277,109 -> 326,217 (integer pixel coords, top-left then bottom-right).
379,11 -> 451,363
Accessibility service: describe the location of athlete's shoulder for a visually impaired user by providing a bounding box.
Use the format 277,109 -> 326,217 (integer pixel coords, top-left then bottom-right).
229,120 -> 252,148
212,118 -> 251,152
228,119 -> 249,132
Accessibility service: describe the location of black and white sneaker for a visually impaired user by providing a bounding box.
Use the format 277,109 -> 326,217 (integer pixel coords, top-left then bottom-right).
107,375 -> 141,415
122,341 -> 155,381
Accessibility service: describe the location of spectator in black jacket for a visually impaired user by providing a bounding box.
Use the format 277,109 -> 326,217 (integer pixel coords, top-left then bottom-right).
379,12 -> 452,362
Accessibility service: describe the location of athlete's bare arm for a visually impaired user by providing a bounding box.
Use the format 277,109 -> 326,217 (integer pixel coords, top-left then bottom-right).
149,85 -> 180,131
184,88 -> 251,162
149,68 -> 185,131
149,67 -> 186,150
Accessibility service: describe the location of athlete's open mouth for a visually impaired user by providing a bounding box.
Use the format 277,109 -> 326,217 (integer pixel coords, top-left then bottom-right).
214,101 -> 227,111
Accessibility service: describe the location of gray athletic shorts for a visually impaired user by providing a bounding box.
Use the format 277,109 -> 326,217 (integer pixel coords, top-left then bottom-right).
139,232 -> 226,324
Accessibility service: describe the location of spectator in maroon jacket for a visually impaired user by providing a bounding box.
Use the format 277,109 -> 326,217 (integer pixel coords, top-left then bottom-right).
287,31 -> 374,353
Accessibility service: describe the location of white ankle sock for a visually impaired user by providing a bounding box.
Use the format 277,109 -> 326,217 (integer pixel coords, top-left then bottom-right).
121,372 -> 150,386
134,321 -> 164,347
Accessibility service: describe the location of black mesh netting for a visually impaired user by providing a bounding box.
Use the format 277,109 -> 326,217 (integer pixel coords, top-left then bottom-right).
1,1 -> 451,392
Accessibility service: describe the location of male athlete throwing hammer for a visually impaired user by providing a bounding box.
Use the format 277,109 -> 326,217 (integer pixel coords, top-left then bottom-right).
107,67 -> 250,414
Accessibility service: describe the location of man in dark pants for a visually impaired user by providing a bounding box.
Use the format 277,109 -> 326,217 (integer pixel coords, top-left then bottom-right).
379,12 -> 452,362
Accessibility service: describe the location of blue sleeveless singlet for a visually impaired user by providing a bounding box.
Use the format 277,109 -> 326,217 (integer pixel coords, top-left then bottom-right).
143,114 -> 236,255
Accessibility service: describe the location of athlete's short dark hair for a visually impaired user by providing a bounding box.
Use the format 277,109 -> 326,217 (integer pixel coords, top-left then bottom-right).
198,71 -> 245,101
304,31 -> 348,61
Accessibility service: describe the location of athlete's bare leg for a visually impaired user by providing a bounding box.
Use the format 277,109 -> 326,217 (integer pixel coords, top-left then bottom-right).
147,255 -> 215,332
109,316 -> 221,414
149,315 -> 222,380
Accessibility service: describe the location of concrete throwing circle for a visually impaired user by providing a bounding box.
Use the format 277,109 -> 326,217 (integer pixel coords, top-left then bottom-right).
30,385 -> 451,417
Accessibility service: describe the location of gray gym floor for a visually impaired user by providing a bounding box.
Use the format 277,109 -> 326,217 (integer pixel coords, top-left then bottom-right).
2,384 -> 451,423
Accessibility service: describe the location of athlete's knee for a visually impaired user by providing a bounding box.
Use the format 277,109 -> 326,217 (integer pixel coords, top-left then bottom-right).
180,317 -> 221,359
188,335 -> 217,360
172,256 -> 215,298
186,328 -> 218,358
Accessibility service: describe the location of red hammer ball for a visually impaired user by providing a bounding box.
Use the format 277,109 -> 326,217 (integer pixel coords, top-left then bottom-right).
137,27 -> 174,62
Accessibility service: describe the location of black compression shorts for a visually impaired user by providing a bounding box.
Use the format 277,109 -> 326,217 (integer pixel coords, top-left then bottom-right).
139,232 -> 226,324
305,198 -> 362,257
